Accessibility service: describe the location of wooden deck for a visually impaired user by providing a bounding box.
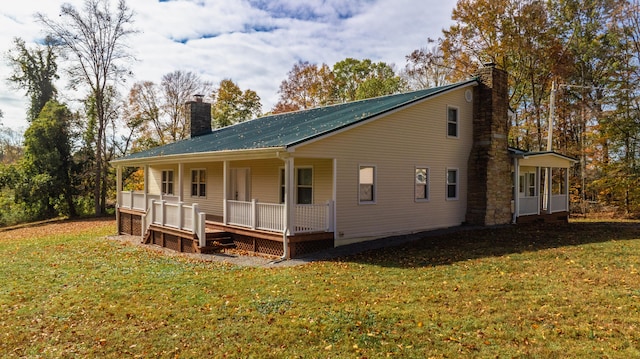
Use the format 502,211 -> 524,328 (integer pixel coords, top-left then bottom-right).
117,209 -> 334,258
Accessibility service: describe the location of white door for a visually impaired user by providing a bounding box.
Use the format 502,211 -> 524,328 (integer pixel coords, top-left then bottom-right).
231,168 -> 250,201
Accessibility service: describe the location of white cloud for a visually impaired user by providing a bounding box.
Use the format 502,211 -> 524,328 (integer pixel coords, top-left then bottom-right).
0,0 -> 457,132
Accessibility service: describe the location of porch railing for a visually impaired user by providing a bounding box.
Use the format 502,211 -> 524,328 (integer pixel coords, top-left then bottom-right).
147,200 -> 206,247
551,195 -> 568,213
518,196 -> 539,216
226,199 -> 333,234
118,191 -> 177,211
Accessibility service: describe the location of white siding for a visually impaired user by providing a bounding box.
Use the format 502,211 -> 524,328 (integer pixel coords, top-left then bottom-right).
182,162 -> 223,216
294,87 -> 474,244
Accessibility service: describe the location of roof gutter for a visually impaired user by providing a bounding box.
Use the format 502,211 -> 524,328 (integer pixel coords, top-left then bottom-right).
110,147 -> 286,166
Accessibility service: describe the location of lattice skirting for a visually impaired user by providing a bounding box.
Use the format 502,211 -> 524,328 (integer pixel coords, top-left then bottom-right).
119,211 -> 142,236
233,235 -> 334,258
150,230 -> 197,253
234,235 -> 284,257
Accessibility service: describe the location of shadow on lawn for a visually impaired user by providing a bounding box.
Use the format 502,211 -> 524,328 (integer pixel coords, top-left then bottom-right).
327,221 -> 640,268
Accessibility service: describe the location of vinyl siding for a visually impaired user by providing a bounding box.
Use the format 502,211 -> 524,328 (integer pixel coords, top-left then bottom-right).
182,162 -> 224,216
294,87 -> 474,244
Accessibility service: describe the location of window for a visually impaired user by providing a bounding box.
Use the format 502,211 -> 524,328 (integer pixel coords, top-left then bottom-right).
415,167 -> 429,201
446,169 -> 458,200
527,173 -> 536,197
519,172 -> 537,197
279,167 -> 313,204
280,168 -> 286,203
161,170 -> 174,195
191,169 -> 206,197
447,106 -> 458,137
297,168 -> 313,204
359,165 -> 375,203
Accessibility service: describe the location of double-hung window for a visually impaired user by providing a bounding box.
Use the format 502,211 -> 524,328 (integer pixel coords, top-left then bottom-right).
415,167 -> 429,201
447,106 -> 458,137
161,170 -> 174,195
359,165 -> 376,204
191,169 -> 206,197
279,167 -> 313,204
296,168 -> 313,204
446,168 -> 458,200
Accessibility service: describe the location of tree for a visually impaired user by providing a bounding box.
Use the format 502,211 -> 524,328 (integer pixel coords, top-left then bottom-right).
0,124 -> 23,165
403,38 -> 455,90
121,81 -> 163,151
272,61 -> 336,113
333,58 -> 404,102
161,70 -> 212,142
36,0 -> 136,216
212,79 -> 262,128
17,100 -> 76,219
6,37 -> 59,122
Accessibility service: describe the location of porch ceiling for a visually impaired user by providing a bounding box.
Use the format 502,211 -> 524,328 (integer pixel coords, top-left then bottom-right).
518,153 -> 577,168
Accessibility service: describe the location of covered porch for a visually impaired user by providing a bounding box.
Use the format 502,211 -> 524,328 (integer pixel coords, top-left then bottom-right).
114,152 -> 336,258
511,149 -> 578,223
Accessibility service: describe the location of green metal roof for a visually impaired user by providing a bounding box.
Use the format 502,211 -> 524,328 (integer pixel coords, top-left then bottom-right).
116,78 -> 477,162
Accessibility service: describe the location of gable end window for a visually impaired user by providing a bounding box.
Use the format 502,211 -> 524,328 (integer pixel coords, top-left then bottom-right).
415,167 -> 429,201
359,165 -> 376,204
161,170 -> 174,195
191,169 -> 206,197
446,168 -> 458,200
447,106 -> 458,137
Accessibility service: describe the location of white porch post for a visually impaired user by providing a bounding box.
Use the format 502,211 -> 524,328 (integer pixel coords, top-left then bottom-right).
178,163 -> 184,202
332,158 -> 338,239
513,158 -> 519,223
143,165 -> 149,209
546,167 -> 553,214
564,167 -> 570,212
536,167 -> 541,215
282,157 -> 294,258
116,165 -> 122,234
223,160 -> 229,225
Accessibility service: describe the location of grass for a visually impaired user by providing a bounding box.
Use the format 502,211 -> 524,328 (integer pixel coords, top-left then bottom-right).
1,218 -> 639,358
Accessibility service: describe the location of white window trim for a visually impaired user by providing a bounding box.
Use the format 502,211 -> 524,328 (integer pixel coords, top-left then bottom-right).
191,168 -> 207,198
296,166 -> 314,204
446,167 -> 459,201
161,169 -> 174,195
358,164 -> 376,205
279,166 -> 314,204
415,166 -> 430,202
447,105 -> 459,138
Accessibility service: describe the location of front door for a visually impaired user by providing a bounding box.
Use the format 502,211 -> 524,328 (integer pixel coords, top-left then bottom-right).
231,168 -> 250,201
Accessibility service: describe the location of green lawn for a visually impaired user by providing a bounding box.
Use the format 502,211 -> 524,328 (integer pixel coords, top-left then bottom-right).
1,218 -> 639,358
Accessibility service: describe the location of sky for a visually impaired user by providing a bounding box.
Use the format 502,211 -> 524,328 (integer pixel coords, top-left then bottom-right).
0,0 -> 458,133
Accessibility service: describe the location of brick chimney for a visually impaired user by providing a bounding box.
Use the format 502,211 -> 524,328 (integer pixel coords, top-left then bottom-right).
466,63 -> 512,226
185,94 -> 212,138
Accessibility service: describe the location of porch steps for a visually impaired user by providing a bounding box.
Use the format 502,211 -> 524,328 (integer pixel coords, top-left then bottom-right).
197,229 -> 236,254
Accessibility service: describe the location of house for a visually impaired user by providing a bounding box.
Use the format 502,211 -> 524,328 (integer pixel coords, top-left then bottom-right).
112,64 -> 576,258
